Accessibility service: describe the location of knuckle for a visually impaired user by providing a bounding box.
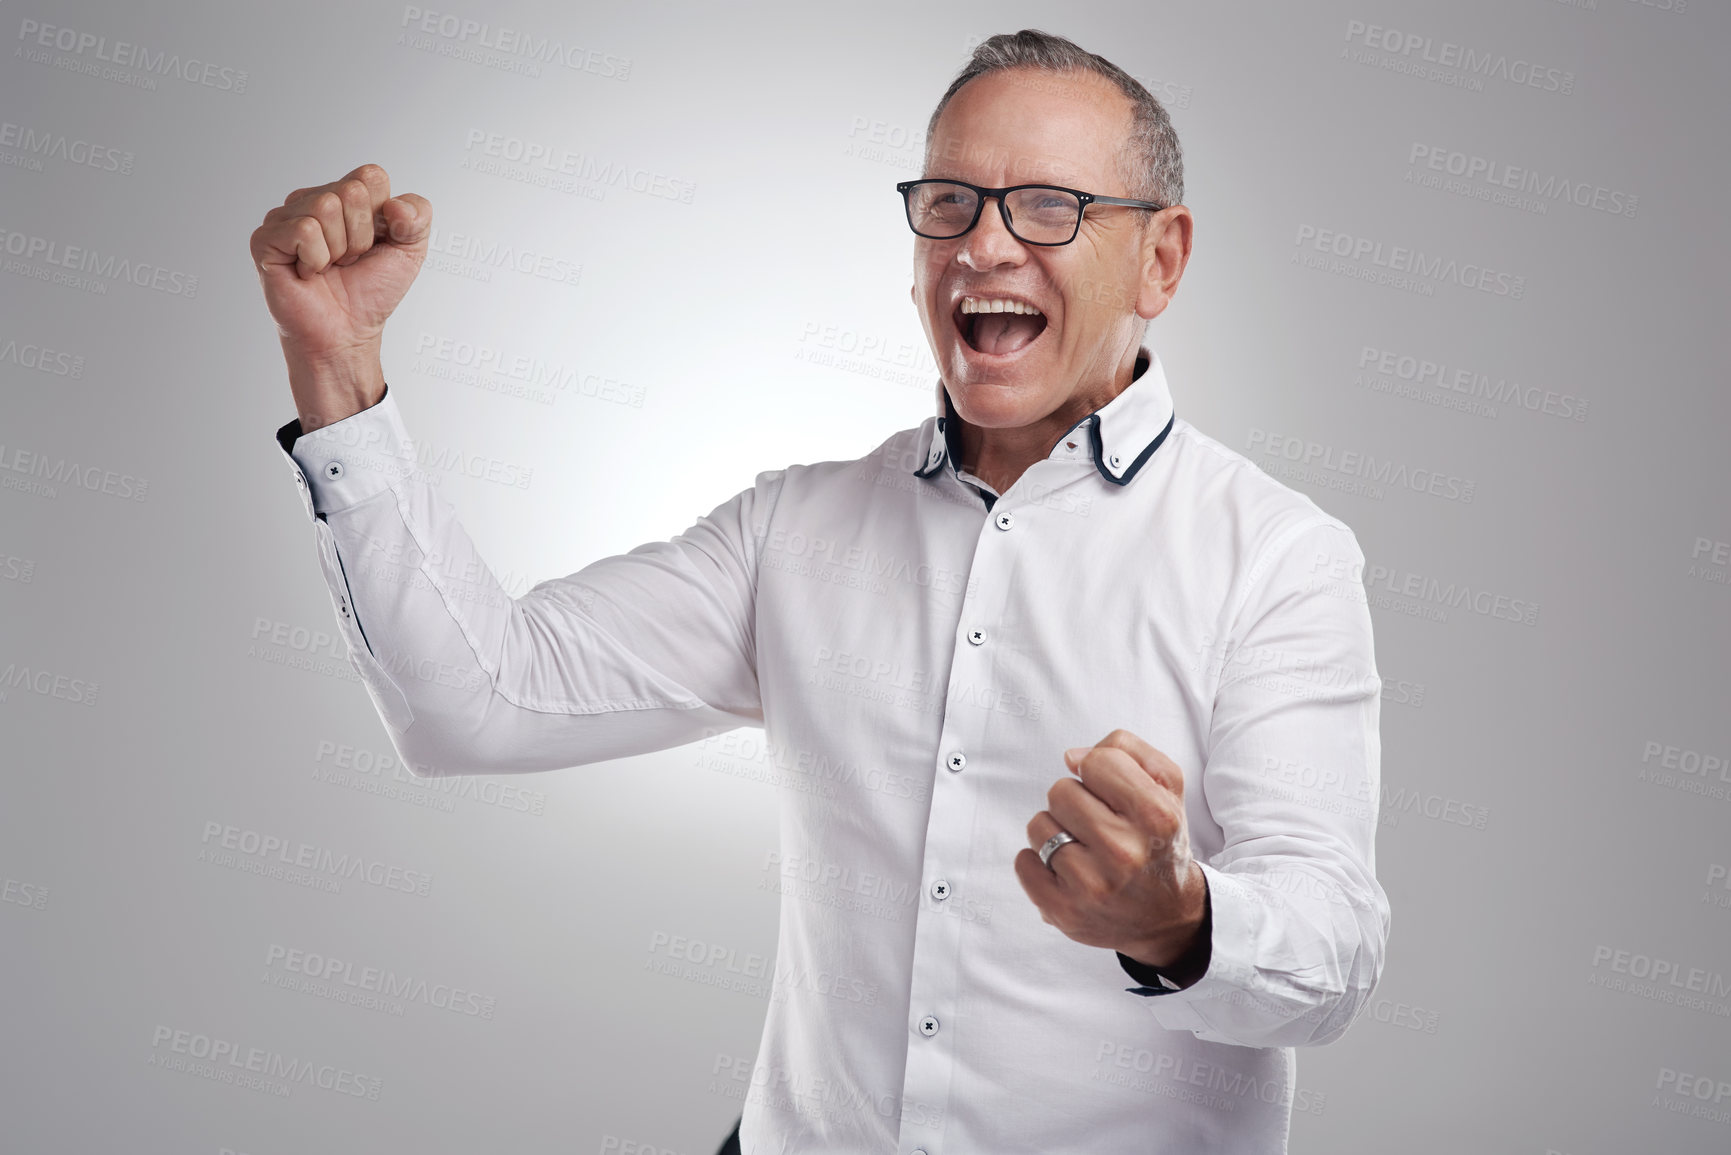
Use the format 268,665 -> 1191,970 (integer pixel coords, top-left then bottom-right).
1103,839 -> 1139,872
314,190 -> 343,216
1094,749 -> 1129,776
1142,817 -> 1170,855
354,162 -> 387,184
340,178 -> 370,204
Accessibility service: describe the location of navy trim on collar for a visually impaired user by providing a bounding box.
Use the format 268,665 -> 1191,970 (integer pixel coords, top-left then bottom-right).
1089,408 -> 1175,487
915,349 -> 1175,489
913,413 -> 948,479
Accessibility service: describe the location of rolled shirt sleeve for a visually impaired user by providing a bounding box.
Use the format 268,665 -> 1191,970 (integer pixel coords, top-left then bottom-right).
274,385 -> 781,777
1133,517 -> 1391,1049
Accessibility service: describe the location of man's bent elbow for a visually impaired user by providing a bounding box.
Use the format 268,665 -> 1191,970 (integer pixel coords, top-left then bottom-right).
385,708 -> 514,779
1303,928 -> 1389,1048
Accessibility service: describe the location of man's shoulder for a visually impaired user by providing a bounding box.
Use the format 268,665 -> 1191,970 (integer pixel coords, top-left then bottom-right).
765,419 -> 937,488
1163,418 -> 1362,564
710,419 -> 942,528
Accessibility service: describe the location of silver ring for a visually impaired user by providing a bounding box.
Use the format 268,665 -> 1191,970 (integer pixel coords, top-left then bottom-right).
1038,830 -> 1078,868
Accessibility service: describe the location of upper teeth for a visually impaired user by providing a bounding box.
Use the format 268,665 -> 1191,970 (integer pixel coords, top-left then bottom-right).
961,297 -> 1042,316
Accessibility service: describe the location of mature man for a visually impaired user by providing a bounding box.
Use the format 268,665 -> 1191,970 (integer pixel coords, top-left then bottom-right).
252,29 -> 1388,1155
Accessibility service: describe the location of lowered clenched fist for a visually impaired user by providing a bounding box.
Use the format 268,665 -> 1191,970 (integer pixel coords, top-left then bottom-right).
249,163 -> 431,431
1014,728 -> 1210,981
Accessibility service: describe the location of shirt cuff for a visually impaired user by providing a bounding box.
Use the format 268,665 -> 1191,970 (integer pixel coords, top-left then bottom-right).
1119,868 -> 1214,996
275,385 -> 420,517
1132,861 -> 1274,1038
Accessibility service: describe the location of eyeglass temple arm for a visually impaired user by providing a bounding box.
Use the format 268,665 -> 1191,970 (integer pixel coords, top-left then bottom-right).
1087,194 -> 1165,211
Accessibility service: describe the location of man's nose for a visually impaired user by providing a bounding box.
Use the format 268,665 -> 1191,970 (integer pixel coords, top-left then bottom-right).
956,197 -> 1026,271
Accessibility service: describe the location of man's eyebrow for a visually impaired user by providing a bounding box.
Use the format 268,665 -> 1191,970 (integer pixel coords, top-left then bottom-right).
918,172 -> 1086,188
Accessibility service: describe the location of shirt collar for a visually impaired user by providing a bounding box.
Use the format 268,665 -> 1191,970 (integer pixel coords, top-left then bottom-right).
912,347 -> 1177,487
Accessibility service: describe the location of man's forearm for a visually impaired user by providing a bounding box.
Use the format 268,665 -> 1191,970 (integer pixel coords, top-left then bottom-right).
1116,859 -> 1211,978
282,338 -> 386,433
276,389 -> 776,778
1118,865 -> 1212,989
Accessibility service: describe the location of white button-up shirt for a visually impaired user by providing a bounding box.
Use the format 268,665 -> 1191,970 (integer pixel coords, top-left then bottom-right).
275,349 -> 1389,1155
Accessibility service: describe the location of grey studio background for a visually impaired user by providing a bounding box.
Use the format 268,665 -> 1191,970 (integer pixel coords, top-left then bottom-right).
1,0 -> 1727,1152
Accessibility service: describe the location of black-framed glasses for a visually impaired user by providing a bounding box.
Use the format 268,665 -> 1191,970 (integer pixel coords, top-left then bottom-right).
896,179 -> 1164,246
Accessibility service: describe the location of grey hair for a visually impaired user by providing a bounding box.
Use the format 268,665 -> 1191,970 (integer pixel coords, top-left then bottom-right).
924,29 -> 1184,209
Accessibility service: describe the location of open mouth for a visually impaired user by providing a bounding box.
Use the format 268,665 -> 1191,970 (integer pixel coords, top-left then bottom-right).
954,296 -> 1048,357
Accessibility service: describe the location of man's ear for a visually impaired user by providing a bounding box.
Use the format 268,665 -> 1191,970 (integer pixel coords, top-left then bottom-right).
1135,206 -> 1194,323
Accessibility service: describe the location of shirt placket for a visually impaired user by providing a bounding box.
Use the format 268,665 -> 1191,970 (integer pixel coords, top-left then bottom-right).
895,482 -> 1015,1155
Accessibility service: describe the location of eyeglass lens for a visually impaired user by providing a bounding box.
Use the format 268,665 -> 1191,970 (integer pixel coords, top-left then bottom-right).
906,182 -> 1082,243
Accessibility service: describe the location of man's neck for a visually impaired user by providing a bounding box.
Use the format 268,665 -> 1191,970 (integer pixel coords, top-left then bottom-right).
952,351 -> 1142,495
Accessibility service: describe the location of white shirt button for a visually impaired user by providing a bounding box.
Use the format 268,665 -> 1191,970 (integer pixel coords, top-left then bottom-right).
994,510 -> 1014,530
945,751 -> 966,773
1108,453 -> 1123,470
324,461 -> 345,480
917,1014 -> 939,1036
294,471 -> 306,488
966,628 -> 986,646
930,879 -> 950,901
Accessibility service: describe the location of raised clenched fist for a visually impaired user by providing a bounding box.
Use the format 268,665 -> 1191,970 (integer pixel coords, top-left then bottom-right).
249,163 -> 431,430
